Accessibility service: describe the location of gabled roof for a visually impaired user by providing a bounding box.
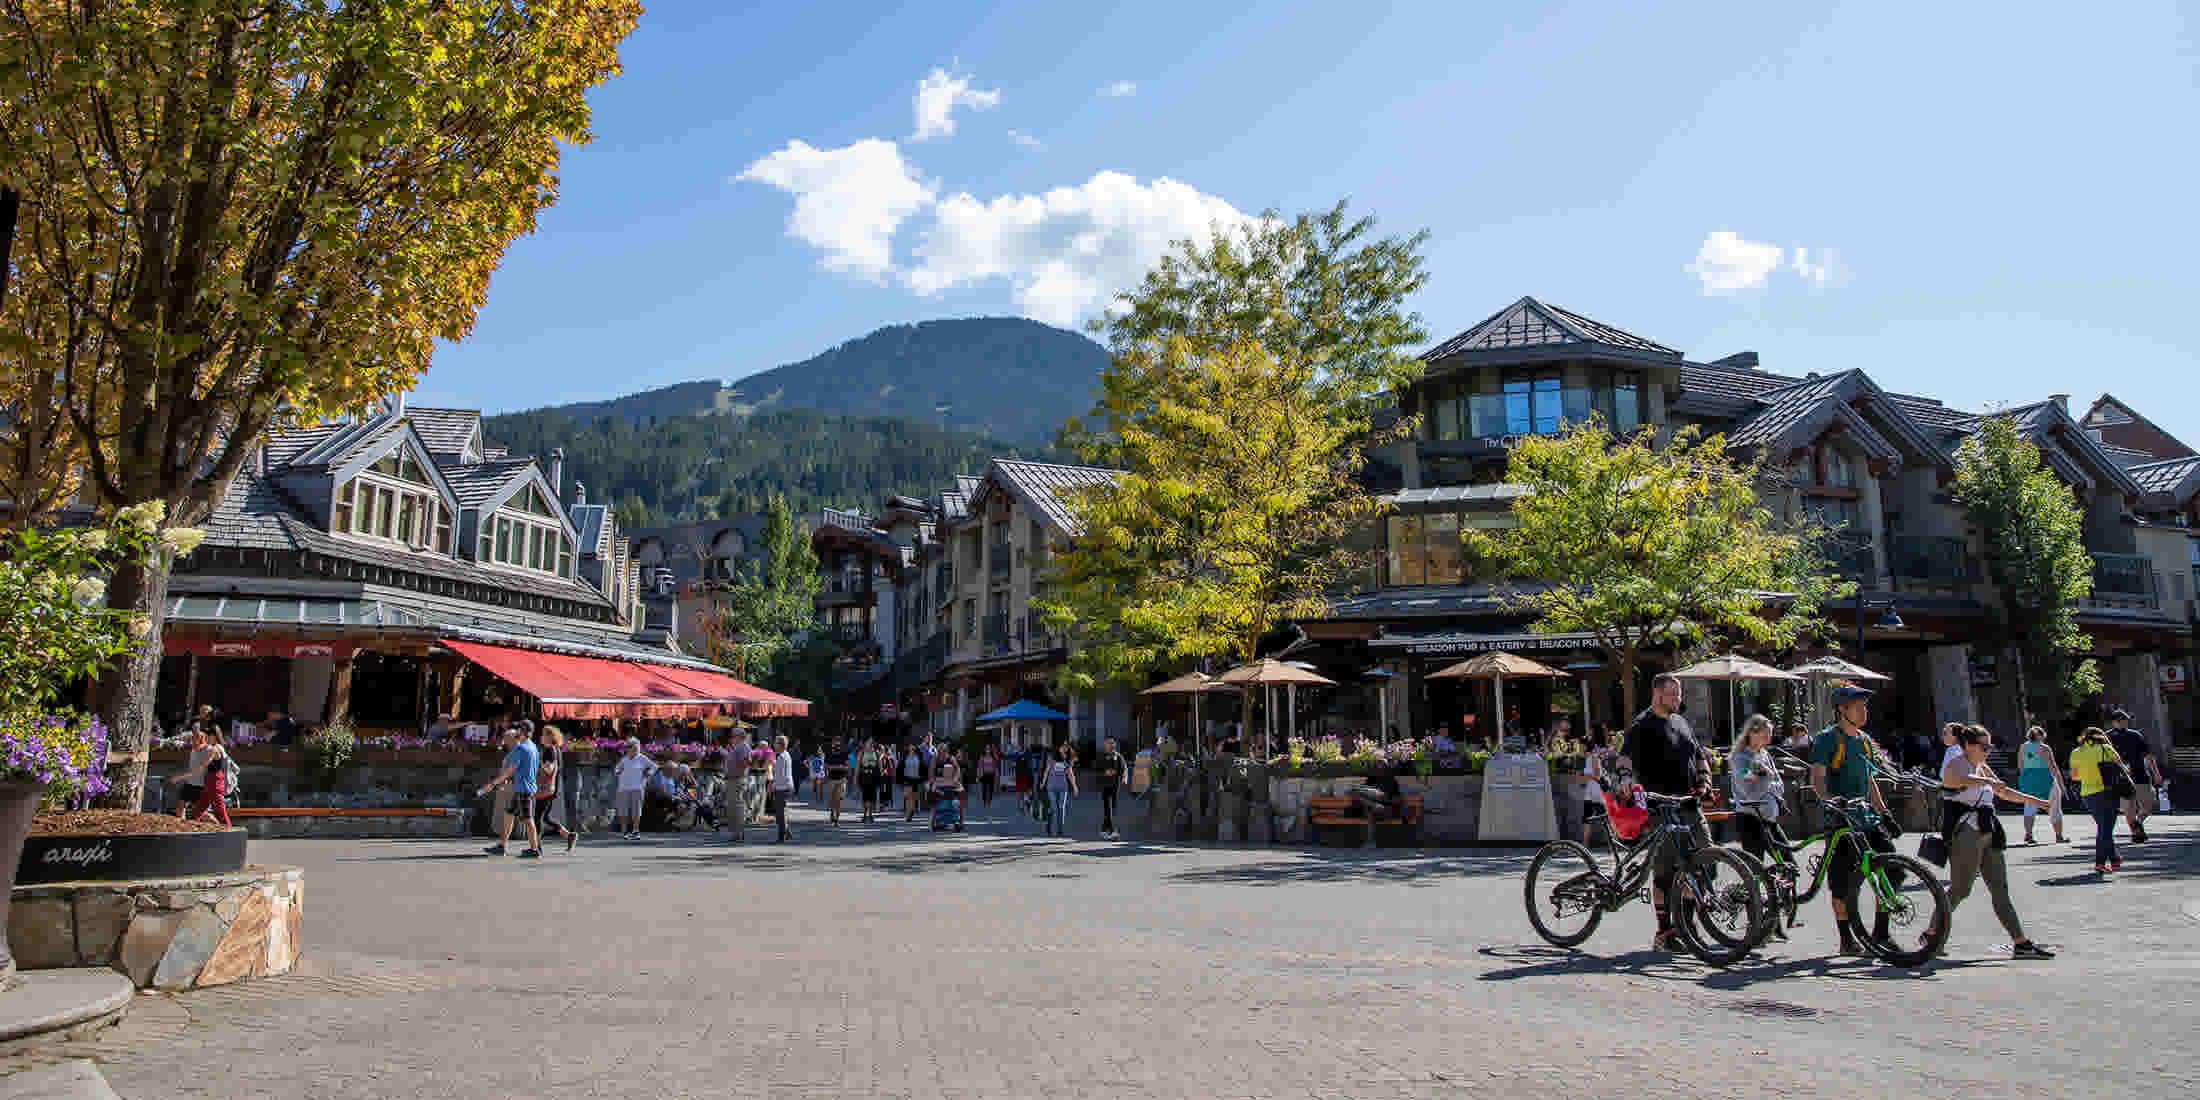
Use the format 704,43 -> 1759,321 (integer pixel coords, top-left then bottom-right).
404,407 -> 483,461
1672,358 -> 1804,418
441,458 -> 537,508
1422,296 -> 1681,365
2129,456 -> 2200,502
2099,442 -> 2160,471
287,414 -> 404,469
193,473 -> 612,608
974,459 -> 1122,537
2081,393 -> 2195,460
264,424 -> 344,468
1723,369 -> 1947,469
2001,400 -> 2144,498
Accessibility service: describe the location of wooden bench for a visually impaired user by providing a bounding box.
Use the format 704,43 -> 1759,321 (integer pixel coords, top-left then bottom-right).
1307,795 -> 1423,846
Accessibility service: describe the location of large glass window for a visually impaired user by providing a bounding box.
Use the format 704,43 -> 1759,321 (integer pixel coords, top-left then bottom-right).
1387,515 -> 1424,585
1423,512 -> 1463,584
495,517 -> 511,562
335,481 -> 355,532
375,486 -> 395,538
1504,377 -> 1564,435
1613,372 -> 1641,432
397,495 -> 419,544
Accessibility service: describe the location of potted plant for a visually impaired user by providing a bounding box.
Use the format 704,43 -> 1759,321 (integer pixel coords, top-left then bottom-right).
1,504 -> 201,986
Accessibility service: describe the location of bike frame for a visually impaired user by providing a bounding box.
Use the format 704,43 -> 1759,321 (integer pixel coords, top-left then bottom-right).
1762,801 -> 1898,906
1600,800 -> 1709,905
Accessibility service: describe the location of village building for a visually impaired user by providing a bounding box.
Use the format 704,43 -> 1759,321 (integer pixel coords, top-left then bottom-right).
157,403 -> 797,734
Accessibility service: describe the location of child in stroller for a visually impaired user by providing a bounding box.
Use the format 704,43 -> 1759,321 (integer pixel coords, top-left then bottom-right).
931,754 -> 965,832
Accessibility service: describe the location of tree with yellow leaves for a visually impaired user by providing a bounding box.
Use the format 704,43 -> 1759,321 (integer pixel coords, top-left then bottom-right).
0,0 -> 640,805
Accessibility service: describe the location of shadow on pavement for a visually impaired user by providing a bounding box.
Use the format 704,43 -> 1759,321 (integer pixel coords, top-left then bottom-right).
1164,849 -> 1535,886
1472,942 -> 1986,986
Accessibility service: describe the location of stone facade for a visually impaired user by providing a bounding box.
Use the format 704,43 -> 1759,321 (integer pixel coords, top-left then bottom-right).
9,866 -> 302,991
238,810 -> 472,839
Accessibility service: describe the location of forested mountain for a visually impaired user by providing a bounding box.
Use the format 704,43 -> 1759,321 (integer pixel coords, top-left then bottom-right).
484,406 -> 1057,525
508,317 -> 1109,447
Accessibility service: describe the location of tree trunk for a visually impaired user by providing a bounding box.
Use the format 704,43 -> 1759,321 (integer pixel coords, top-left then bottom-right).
89,554 -> 174,810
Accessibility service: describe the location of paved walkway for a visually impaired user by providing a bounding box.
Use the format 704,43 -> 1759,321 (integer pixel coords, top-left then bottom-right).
9,798 -> 2195,1099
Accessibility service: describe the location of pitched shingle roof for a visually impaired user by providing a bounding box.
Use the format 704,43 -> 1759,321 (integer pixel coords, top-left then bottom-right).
1727,373 -> 1854,450
264,424 -> 344,468
986,459 -> 1121,536
194,473 -> 612,608
1422,296 -> 1681,363
404,407 -> 481,460
2129,455 -> 2200,496
2100,442 -> 2159,471
440,459 -> 535,508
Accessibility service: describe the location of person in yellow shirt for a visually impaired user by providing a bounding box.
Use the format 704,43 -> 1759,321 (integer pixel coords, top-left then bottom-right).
2067,728 -> 2123,874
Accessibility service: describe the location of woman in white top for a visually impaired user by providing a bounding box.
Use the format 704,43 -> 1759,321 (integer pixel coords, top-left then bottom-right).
1939,725 -> 2054,959
769,734 -> 796,843
1041,742 -> 1077,838
1577,727 -> 1608,843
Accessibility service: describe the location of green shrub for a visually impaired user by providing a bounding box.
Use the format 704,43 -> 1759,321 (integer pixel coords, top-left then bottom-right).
304,719 -> 356,787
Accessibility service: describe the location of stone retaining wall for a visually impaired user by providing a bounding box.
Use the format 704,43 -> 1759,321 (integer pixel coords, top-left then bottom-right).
237,811 -> 473,839
9,865 -> 302,991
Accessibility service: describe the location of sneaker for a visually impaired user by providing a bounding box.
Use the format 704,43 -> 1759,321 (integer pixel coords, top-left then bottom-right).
482,845 -> 507,855
2131,825 -> 2148,843
2023,836 -> 2037,846
1837,935 -> 1867,957
1650,929 -> 1682,953
518,849 -> 541,859
2011,941 -> 2055,959
2110,858 -> 2123,872
2094,862 -> 2111,874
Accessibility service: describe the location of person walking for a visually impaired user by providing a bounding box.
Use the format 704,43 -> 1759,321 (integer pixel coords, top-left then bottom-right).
1041,741 -> 1077,838
2016,726 -> 2066,845
857,739 -> 884,822
1728,715 -> 1793,940
184,727 -> 233,826
537,726 -> 577,853
2106,709 -> 2164,843
1939,726 -> 2055,958
805,744 -> 825,802
1807,684 -> 1901,956
1627,673 -> 1712,953
170,723 -> 212,817
611,737 -> 655,840
976,747 -> 999,809
768,734 -> 795,843
2068,728 -> 2125,874
478,723 -> 543,858
823,738 -> 850,824
1094,737 -> 1127,840
901,741 -> 925,822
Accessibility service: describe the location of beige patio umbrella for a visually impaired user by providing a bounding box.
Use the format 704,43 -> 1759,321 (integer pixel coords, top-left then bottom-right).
1219,659 -> 1336,756
1139,672 -> 1237,751
1786,656 -> 1891,733
1429,652 -> 1569,748
1670,654 -> 1802,746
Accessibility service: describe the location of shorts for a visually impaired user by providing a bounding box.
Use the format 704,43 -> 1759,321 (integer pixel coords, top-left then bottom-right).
1828,824 -> 1896,900
615,788 -> 644,819
826,779 -> 848,803
1581,799 -> 1606,822
507,790 -> 540,828
858,777 -> 879,801
2123,783 -> 2155,817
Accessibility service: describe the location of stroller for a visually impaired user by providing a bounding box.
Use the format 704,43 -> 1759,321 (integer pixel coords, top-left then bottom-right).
931,785 -> 965,832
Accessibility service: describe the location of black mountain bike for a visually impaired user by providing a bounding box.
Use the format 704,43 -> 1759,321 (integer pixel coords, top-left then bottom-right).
1524,792 -> 1764,966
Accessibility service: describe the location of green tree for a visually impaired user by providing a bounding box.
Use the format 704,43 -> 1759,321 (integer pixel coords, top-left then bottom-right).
702,494 -> 821,685
0,0 -> 639,806
1063,201 -> 1430,462
1469,422 -> 1849,720
1041,340 -> 1391,697
1950,414 -> 2101,729
614,493 -> 651,533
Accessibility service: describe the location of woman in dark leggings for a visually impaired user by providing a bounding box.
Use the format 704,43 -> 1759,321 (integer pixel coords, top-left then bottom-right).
2068,727 -> 2124,874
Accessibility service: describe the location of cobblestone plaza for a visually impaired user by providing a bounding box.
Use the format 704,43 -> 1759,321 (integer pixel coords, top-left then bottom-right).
12,795 -> 2195,1098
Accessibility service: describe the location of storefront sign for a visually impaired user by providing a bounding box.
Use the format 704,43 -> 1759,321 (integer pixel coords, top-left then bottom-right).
2161,663 -> 2188,694
1392,633 -> 1597,658
165,637 -> 357,659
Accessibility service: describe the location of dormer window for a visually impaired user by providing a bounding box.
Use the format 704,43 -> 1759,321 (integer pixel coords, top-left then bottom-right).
475,483 -> 575,579
333,450 -> 452,553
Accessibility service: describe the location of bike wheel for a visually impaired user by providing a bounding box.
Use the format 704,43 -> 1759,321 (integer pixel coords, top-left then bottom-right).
1738,852 -> 1795,950
1842,852 -> 1950,968
1670,847 -> 1764,967
1524,841 -> 1608,948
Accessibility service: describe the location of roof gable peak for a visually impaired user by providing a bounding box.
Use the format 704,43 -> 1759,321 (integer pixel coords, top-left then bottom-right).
1422,296 -> 1680,364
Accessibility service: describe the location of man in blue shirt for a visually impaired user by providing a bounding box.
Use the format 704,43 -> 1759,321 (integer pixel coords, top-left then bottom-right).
478,721 -> 543,858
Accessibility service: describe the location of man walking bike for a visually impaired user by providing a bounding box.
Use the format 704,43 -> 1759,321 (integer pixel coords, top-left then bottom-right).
1808,684 -> 1902,956
1625,673 -> 1711,953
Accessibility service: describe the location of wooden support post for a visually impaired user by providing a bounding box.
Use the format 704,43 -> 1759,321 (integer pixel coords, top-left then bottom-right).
327,657 -> 354,722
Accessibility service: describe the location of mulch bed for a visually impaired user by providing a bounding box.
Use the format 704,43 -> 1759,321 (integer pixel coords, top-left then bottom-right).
29,811 -> 232,837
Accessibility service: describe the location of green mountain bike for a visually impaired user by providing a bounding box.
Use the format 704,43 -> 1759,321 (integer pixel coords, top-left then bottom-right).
1741,795 -> 1949,967
1524,792 -> 1764,967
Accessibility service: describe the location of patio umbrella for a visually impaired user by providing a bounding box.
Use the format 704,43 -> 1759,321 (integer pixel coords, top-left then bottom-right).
1786,656 -> 1892,732
1219,659 -> 1336,755
1669,655 -> 1802,746
976,699 -> 1069,753
1139,672 -> 1237,751
1428,652 -> 1569,749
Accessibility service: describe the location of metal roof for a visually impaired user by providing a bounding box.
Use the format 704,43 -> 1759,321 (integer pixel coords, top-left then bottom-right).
2130,455 -> 2200,497
984,459 -> 1122,536
1382,484 -> 1528,512
164,595 -> 430,628
1423,296 -> 1681,363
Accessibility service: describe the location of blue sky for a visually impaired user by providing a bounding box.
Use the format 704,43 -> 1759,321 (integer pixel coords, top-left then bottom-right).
416,0 -> 2200,446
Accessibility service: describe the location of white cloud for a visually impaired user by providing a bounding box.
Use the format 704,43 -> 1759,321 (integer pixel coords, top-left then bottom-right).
1008,129 -> 1043,150
1687,231 -> 1786,294
905,171 -> 1251,325
912,67 -> 1000,142
737,139 -> 935,279
1791,246 -> 1840,288
1101,80 -> 1138,98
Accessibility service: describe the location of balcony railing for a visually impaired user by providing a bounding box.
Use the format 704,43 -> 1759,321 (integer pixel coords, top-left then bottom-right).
823,574 -> 872,595
1886,534 -> 1974,589
982,612 -> 1010,652
2084,552 -> 2159,610
824,622 -> 870,645
1821,534 -> 1878,586
989,542 -> 1012,581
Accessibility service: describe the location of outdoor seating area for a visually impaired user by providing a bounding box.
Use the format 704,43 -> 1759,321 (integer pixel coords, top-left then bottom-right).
1305,794 -> 1423,847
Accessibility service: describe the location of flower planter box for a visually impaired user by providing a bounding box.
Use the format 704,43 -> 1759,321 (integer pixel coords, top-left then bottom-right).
354,749 -> 488,768
228,746 -> 291,767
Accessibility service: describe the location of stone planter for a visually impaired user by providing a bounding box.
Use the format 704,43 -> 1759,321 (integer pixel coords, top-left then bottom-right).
17,828 -> 248,886
229,746 -> 291,767
0,779 -> 47,987
9,865 -> 302,990
358,749 -> 487,768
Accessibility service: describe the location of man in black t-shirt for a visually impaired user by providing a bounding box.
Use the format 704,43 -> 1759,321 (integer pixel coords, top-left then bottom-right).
1625,673 -> 1710,952
1094,738 -> 1128,840
2107,709 -> 2164,842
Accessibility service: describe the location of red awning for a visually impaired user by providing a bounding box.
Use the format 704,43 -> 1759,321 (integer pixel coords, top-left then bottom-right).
441,639 -> 807,720
644,665 -> 811,718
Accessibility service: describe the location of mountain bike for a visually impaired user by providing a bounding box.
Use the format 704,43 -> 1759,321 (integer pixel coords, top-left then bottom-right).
1523,792 -> 1764,966
1740,794 -> 1949,967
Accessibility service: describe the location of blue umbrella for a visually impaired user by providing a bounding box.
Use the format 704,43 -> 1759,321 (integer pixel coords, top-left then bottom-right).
977,700 -> 1069,722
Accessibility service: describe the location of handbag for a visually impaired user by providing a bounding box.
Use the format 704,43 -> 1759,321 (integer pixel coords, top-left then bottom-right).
2095,752 -> 2137,800
1916,833 -> 1949,868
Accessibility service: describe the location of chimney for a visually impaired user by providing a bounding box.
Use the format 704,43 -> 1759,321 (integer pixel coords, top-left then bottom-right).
548,448 -> 564,497
2049,393 -> 2069,412
393,391 -> 406,417
574,481 -> 587,507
